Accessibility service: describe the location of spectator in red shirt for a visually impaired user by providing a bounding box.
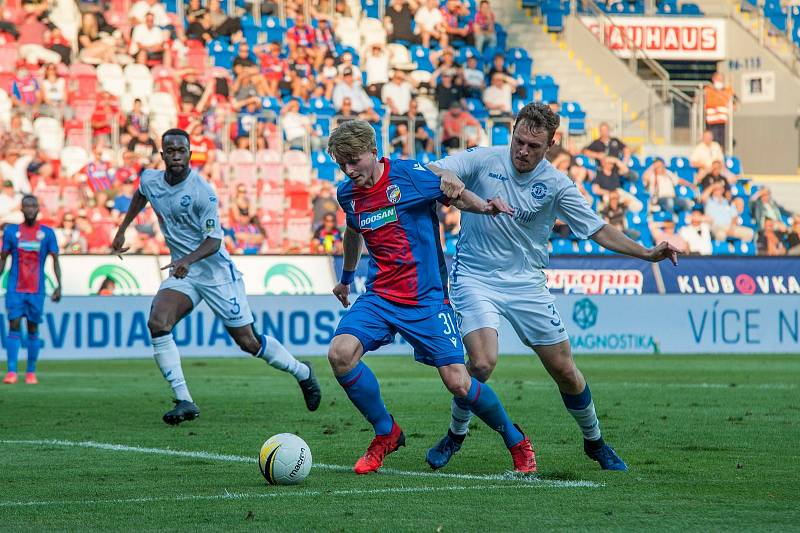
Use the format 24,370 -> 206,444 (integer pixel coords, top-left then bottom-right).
257,42 -> 286,98
76,209 -> 111,253
314,18 -> 335,69
442,0 -> 473,46
91,91 -> 121,144
441,102 -> 480,152
114,152 -> 140,189
189,122 -> 216,170
473,0 -> 496,52
287,13 -> 321,71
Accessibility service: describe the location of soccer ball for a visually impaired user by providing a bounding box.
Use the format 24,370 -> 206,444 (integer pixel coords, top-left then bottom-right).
258,433 -> 312,485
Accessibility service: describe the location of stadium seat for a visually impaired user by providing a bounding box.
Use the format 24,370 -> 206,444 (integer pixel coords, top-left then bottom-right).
209,40 -> 235,70
534,75 -> 559,103
491,124 -> 510,145
69,64 -> 98,99
361,0 -> 380,19
725,156 -> 742,175
310,97 -> 336,118
59,146 -> 90,178
574,154 -> 596,171
33,117 -> 63,158
680,2 -> 703,15
263,16 -> 287,43
96,63 -> 125,97
669,156 -> 695,181
465,98 -> 488,119
410,46 -> 434,72
551,238 -> 578,255
228,149 -> 255,163
334,17 -> 360,50
712,240 -> 734,255
0,43 -> 18,71
284,150 -> 312,184
124,63 -> 154,99
561,102 -> 586,135
360,17 -> 387,48
284,208 -> 313,252
312,150 -> 339,182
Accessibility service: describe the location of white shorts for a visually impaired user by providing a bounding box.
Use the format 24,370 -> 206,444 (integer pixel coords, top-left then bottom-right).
450,277 -> 569,348
160,276 -> 253,328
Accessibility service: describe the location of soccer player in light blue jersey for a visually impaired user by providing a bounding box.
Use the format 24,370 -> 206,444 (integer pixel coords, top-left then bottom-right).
426,102 -> 680,471
111,128 -> 321,425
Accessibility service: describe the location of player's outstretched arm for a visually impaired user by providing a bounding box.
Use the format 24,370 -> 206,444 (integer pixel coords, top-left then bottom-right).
590,224 -> 680,265
451,189 -> 514,216
111,190 -> 149,257
333,226 -> 363,308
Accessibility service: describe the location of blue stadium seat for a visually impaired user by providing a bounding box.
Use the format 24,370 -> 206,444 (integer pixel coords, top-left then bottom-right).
310,97 -> 336,118
676,185 -> 696,201
465,98 -> 488,119
208,40 -> 234,70
495,23 -> 508,50
370,96 -> 386,119
732,240 -> 757,256
544,0 -> 565,32
680,2 -> 703,15
551,238 -> 578,255
506,48 -> 533,78
312,151 -> 339,182
627,155 -> 644,175
361,0 -> 380,19
261,96 -> 282,113
164,0 -> 178,13
512,98 -> 526,115
669,156 -> 695,181
263,16 -> 286,44
534,75 -> 559,103
574,154 -> 596,171
580,240 -> 602,254
491,124 -> 510,145
242,18 -> 261,46
712,240 -> 734,255
313,118 -> 330,138
652,210 -> 674,223
561,102 -> 586,135
410,46 -> 434,72
725,156 -> 742,175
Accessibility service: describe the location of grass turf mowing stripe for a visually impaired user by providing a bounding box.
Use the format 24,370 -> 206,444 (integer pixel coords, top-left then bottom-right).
0,439 -> 603,488
0,483 -> 590,508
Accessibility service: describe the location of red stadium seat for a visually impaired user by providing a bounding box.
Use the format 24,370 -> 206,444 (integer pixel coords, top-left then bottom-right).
260,211 -> 285,252
284,209 -> 312,252
0,44 -> 18,71
284,181 -> 311,210
259,180 -> 285,212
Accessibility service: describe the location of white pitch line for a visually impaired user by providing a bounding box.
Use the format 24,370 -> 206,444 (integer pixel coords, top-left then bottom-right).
0,439 -> 602,488
0,483 -> 575,508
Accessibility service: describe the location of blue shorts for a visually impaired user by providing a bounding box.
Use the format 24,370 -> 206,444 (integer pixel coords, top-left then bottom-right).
5,291 -> 46,324
335,292 -> 465,368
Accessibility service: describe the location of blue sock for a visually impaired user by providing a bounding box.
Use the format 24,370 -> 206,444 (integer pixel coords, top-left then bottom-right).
336,361 -> 394,435
6,331 -> 21,373
26,333 -> 40,373
561,383 -> 602,442
455,377 -> 524,447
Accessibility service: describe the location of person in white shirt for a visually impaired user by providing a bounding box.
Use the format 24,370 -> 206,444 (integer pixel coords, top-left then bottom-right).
336,52 -> 362,86
0,149 -> 32,194
689,129 -> 724,180
381,69 -> 414,116
414,0 -> 448,48
0,180 -> 22,224
130,12 -> 171,67
482,72 -> 516,116
110,128 -> 321,426
462,55 -> 485,99
362,43 -> 390,97
642,157 -> 697,215
129,0 -> 169,26
332,68 -> 375,118
678,208 -> 713,255
281,99 -> 321,151
424,102 -> 680,472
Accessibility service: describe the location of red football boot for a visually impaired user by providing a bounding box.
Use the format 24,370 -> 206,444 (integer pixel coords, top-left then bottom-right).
509,428 -> 537,473
354,419 -> 406,474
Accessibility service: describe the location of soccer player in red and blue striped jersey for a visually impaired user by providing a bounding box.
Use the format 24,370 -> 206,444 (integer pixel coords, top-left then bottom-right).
1,195 -> 62,385
327,120 -> 538,475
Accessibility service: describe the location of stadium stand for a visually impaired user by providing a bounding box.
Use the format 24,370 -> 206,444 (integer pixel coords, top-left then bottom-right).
0,0 -> 792,257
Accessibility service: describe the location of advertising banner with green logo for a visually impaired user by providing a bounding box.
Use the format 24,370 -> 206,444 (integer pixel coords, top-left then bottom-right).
1,295 -> 795,359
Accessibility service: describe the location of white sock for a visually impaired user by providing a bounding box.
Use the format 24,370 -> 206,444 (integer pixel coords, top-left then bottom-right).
152,334 -> 192,402
567,401 -> 602,441
449,398 -> 474,436
257,335 -> 310,381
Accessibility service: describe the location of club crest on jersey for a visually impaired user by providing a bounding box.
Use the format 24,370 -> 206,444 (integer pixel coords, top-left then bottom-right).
531,182 -> 548,200
359,206 -> 397,231
205,219 -> 216,232
386,184 -> 401,204
36,230 -> 45,240
180,194 -> 192,207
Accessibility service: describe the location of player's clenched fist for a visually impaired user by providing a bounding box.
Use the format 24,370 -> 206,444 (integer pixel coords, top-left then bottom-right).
438,170 -> 466,200
333,282 -> 351,308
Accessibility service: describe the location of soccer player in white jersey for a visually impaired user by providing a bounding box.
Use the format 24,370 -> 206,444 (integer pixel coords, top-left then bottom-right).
425,103 -> 680,471
111,129 -> 321,425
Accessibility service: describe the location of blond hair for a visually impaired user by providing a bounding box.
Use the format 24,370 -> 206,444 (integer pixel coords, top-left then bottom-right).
327,120 -> 376,163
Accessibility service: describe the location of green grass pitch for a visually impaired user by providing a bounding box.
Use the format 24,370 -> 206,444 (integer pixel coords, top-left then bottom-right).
1,354 -> 798,531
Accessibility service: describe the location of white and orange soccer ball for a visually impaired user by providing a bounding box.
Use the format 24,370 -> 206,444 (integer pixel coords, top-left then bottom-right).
258,433 -> 312,485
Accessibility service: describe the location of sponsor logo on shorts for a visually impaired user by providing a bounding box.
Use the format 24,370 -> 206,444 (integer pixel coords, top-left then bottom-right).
359,206 -> 398,231
386,184 -> 401,204
180,194 -> 192,207
531,182 -> 547,200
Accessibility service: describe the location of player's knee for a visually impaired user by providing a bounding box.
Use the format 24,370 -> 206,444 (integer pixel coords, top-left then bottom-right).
468,359 -> 496,381
147,316 -> 172,336
327,338 -> 357,374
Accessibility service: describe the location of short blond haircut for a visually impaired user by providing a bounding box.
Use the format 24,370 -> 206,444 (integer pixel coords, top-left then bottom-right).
326,120 -> 376,163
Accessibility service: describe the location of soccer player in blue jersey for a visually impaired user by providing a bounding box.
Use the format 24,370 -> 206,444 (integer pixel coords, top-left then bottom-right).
424,102 -> 680,472
111,128 -> 321,425
326,120 -> 538,475
1,195 -> 62,385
